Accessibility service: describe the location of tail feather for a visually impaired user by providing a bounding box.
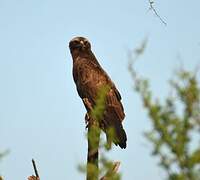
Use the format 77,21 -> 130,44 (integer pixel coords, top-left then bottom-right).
115,123 -> 127,149
105,120 -> 127,149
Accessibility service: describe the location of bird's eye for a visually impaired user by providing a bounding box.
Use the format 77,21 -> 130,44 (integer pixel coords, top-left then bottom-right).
84,40 -> 90,46
74,40 -> 80,44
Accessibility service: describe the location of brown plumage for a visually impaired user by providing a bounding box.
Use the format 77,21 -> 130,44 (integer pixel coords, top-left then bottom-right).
69,37 -> 127,149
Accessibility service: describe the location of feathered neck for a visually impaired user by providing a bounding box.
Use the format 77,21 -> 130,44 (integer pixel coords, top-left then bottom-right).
70,49 -> 101,67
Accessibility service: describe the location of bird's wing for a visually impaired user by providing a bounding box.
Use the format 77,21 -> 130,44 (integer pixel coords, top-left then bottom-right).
73,57 -> 127,148
103,88 -> 126,148
73,58 -> 100,104
110,82 -> 122,101
88,55 -> 123,102
106,88 -> 125,122
73,56 -> 124,119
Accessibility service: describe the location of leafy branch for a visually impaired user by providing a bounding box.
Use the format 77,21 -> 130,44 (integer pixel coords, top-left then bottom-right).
128,40 -> 200,180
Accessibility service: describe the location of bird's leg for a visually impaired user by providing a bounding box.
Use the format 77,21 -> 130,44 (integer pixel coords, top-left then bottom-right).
83,98 -> 93,128
83,98 -> 93,111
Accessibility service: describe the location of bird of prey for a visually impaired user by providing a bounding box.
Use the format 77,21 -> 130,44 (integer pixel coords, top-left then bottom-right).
69,37 -> 127,149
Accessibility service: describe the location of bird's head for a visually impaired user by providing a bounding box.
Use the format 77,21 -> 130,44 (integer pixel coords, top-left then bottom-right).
69,37 -> 91,53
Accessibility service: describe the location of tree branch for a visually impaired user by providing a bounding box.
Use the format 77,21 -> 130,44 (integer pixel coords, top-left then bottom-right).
86,86 -> 110,180
27,159 -> 40,180
148,0 -> 167,25
87,120 -> 100,180
32,159 -> 40,178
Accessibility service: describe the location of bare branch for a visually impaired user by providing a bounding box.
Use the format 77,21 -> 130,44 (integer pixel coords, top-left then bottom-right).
148,0 -> 167,26
28,159 -> 40,180
32,159 -> 40,178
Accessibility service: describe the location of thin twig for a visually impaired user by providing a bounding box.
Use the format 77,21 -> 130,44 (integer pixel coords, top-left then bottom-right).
128,38 -> 147,82
148,0 -> 167,25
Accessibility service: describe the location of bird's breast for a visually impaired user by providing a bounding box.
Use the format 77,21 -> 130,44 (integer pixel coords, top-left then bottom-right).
73,58 -> 109,100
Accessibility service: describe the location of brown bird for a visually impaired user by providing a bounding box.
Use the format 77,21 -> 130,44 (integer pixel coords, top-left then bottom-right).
69,37 -> 127,149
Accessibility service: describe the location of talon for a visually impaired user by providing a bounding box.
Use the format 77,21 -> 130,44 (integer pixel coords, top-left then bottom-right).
83,98 -> 93,111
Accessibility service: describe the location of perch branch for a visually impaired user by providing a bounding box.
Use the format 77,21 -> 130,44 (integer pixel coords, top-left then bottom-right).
86,86 -> 110,180
86,119 -> 100,180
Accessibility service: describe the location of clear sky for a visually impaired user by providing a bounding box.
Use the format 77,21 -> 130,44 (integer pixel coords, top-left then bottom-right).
0,0 -> 200,179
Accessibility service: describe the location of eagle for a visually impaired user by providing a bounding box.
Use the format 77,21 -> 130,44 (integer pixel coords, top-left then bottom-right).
69,37 -> 127,149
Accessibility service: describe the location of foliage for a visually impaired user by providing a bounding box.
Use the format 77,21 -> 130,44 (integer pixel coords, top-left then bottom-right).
79,156 -> 121,180
0,150 -> 9,161
78,85 -> 121,180
128,41 -> 200,180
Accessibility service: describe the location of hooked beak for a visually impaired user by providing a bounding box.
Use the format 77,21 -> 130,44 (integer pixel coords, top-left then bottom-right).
80,40 -> 86,49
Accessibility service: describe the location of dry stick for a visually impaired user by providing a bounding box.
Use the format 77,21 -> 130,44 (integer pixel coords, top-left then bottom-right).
148,0 -> 167,26
32,159 -> 40,178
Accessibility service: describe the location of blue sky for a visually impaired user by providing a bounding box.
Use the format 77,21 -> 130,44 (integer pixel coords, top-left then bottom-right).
0,0 -> 200,179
